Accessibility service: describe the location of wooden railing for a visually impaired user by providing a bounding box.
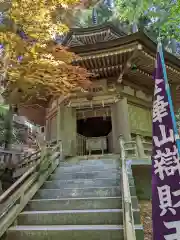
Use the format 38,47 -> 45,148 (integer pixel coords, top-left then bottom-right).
12,140 -> 60,178
124,135 -> 152,160
13,150 -> 41,178
16,150 -> 41,167
119,136 -> 136,240
124,141 -> 138,158
0,143 -> 41,171
76,132 -> 152,159
0,149 -> 23,170
0,140 -> 62,238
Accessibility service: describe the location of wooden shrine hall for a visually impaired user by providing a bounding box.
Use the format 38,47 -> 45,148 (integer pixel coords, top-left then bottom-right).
45,23 -> 180,158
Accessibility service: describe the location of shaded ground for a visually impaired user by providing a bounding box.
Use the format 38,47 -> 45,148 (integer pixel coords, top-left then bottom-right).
139,200 -> 152,240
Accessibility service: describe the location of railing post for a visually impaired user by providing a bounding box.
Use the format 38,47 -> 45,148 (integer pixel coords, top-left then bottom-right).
119,135 -> 136,240
135,134 -> 145,158
0,181 -> 2,195
142,139 -> 152,159
101,138 -> 104,155
59,140 -> 63,162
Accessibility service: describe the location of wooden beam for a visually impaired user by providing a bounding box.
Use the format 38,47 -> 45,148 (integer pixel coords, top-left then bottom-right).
117,44 -> 143,83
123,75 -> 153,95
135,67 -> 152,78
91,64 -> 123,75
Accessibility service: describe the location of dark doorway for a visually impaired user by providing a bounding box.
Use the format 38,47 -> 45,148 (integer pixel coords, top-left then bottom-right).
77,116 -> 112,154
77,116 -> 112,137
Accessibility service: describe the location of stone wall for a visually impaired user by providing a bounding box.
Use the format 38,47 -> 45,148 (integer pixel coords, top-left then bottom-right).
132,165 -> 151,200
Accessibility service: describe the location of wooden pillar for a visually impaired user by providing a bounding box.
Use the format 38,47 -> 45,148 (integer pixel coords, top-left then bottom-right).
62,107 -> 77,157
111,106 -> 119,153
111,97 -> 131,153
119,98 -> 131,141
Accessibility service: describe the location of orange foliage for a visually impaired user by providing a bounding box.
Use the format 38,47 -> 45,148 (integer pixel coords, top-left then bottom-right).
4,43 -> 91,105
0,0 -> 92,106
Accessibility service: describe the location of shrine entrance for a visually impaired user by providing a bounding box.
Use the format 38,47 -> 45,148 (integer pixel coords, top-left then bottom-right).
77,116 -> 112,138
76,107 -> 113,155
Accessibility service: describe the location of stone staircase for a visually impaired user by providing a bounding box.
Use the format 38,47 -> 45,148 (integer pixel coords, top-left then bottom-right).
4,157 -> 144,240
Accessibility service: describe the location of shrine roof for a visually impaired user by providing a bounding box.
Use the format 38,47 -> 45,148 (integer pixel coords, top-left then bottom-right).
63,25 -> 180,70
61,23 -> 180,108
64,29 -> 180,85
62,23 -> 127,47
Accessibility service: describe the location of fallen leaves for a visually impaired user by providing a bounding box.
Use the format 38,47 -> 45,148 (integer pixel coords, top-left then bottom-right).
139,200 -> 152,240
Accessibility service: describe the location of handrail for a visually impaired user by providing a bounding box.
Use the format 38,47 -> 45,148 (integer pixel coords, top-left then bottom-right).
13,140 -> 60,177
0,149 -> 22,169
119,135 -> 136,240
12,148 -> 42,179
0,140 -> 62,238
0,163 -> 38,203
17,149 -> 40,165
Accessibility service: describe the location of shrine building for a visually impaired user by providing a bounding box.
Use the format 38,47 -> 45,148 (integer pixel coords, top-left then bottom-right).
45,23 -> 180,160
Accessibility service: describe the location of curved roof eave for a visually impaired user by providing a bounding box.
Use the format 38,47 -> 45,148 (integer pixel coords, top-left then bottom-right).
67,31 -> 180,70
62,22 -> 127,45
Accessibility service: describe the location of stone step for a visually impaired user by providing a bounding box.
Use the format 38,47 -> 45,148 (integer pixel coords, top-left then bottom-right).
60,158 -> 120,167
43,177 -> 135,189
33,186 -> 121,199
43,178 -> 121,189
25,197 -> 139,211
6,225 -> 144,240
48,173 -> 135,185
56,164 -> 120,173
3,156 -> 144,240
17,209 -> 141,225
33,186 -> 136,199
49,170 -> 121,180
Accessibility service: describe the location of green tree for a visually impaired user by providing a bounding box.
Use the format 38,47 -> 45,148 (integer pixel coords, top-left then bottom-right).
73,0 -> 180,54
113,0 -> 180,53
115,0 -> 151,32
